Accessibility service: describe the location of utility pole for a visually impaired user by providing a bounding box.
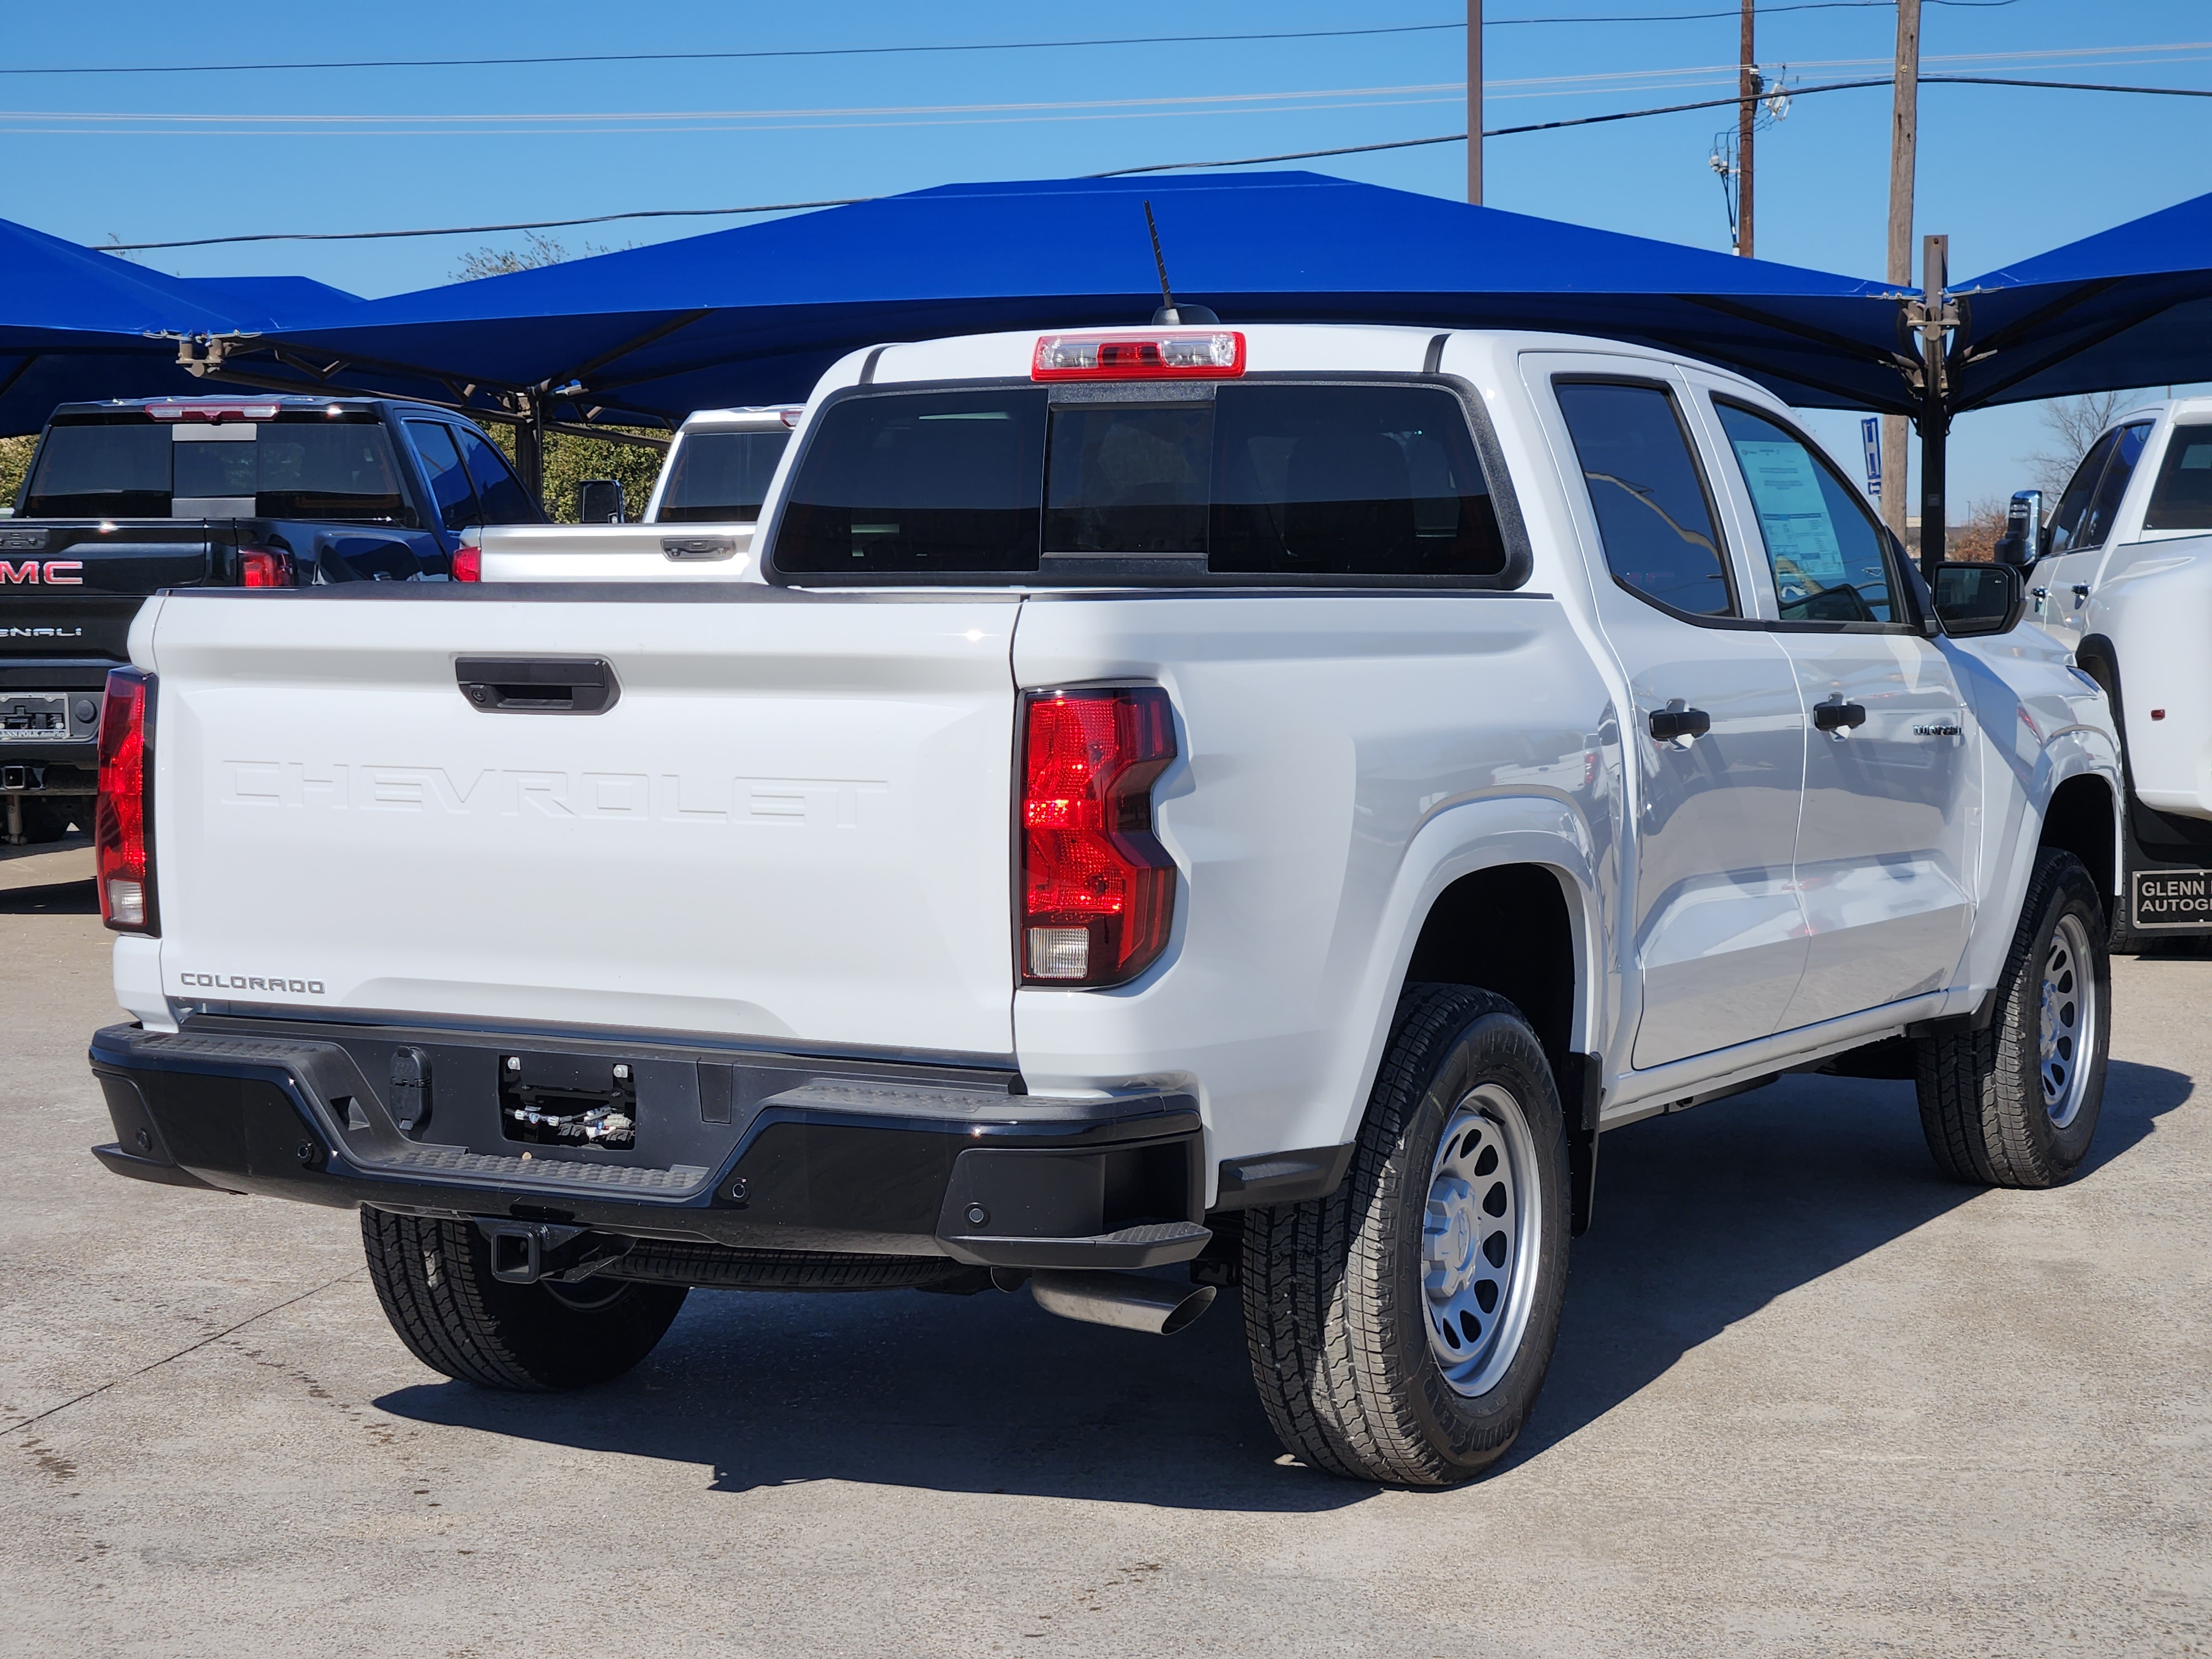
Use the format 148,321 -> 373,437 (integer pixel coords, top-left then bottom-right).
1881,0 -> 1921,542
1736,0 -> 1755,256
1468,0 -> 1483,204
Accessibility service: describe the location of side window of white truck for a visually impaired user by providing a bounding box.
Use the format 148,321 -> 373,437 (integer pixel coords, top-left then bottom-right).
1551,380 -> 1736,617
2142,421 -> 2212,533
1711,402 -> 1899,624
2048,422 -> 2152,555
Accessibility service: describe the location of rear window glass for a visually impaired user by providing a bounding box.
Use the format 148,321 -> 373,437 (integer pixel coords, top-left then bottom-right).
2144,421 -> 2212,532
659,430 -> 792,523
23,425 -> 171,518
771,382 -> 1506,580
24,419 -> 405,520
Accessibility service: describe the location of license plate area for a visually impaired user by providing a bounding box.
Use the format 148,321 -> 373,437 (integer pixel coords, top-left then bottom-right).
498,1050 -> 639,1147
2133,868 -> 2212,930
0,695 -> 68,742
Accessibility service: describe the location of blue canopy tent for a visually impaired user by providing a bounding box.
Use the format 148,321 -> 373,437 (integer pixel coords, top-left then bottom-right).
0,217 -> 362,437
197,172 -> 1922,489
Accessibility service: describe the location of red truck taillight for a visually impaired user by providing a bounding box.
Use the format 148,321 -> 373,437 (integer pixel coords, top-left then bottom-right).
95,667 -> 156,934
451,546 -> 482,582
238,547 -> 294,587
1020,687 -> 1176,988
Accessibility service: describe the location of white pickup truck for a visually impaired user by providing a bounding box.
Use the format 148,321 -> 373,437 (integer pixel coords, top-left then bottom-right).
88,321 -> 2121,1487
1998,397 -> 2212,948
464,405 -> 800,582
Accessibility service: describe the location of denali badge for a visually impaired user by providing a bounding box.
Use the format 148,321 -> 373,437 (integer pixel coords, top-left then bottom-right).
1913,723 -> 1963,738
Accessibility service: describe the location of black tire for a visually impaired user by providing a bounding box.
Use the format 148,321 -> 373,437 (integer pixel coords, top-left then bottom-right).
1240,985 -> 1571,1486
1915,847 -> 2110,1188
361,1209 -> 687,1391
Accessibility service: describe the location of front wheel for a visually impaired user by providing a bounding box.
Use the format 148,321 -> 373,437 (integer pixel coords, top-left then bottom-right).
1915,847 -> 2110,1187
1241,985 -> 1571,1486
361,1209 -> 687,1390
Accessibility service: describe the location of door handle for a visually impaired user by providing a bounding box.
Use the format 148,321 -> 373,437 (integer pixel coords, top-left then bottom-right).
1813,699 -> 1867,734
455,656 -> 620,714
2070,583 -> 2090,602
1648,705 -> 1711,743
2032,586 -> 2048,602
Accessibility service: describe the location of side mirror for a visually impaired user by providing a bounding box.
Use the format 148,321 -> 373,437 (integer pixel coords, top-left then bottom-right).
1932,560 -> 2026,637
1992,488 -> 2043,565
576,479 -> 624,524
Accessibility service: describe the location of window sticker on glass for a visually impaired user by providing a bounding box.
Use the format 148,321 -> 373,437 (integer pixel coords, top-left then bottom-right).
1728,435 -> 1846,605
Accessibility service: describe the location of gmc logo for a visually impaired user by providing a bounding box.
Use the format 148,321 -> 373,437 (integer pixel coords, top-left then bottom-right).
0,561 -> 84,585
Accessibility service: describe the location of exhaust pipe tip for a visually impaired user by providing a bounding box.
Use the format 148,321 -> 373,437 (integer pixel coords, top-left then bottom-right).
1028,1269 -> 1216,1336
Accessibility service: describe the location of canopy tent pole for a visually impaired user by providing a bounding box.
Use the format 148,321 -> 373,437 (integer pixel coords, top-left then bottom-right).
510,392 -> 546,508
1911,232 -> 1954,575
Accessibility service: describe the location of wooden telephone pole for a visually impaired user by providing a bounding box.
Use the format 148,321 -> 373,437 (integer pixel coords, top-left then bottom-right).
1737,0 -> 1755,256
1881,0 -> 1921,540
1468,0 -> 1483,204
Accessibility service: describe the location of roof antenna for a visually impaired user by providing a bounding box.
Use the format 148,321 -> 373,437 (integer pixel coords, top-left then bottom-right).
1144,200 -> 1219,326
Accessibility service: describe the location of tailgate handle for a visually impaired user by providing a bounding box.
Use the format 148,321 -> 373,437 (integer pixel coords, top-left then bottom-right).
661,535 -> 736,561
455,657 -> 619,715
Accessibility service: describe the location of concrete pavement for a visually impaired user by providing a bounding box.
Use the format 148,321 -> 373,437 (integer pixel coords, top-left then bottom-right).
3,876 -> 2206,1657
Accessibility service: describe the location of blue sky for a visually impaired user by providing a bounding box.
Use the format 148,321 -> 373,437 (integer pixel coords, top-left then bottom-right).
6,0 -> 2209,507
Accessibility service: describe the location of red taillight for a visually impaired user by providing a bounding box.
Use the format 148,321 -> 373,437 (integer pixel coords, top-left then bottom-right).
95,667 -> 156,935
1020,687 -> 1177,987
1032,331 -> 1245,381
451,546 -> 482,582
238,546 -> 294,587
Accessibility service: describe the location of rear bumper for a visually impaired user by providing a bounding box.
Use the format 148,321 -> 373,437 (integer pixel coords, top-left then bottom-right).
87,1018 -> 1209,1270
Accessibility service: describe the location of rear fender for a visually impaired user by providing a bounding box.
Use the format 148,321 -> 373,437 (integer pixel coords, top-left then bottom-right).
1328,794 -> 1605,1152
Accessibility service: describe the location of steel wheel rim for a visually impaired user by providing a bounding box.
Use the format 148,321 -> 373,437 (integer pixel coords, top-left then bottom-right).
1421,1082 -> 1542,1398
2039,911 -> 2097,1129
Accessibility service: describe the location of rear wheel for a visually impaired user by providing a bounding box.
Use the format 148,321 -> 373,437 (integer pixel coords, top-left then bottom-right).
1241,985 -> 1570,1486
361,1209 -> 687,1390
1915,847 -> 2110,1187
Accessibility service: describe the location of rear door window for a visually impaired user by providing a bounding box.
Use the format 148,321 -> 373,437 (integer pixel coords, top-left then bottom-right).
2075,421 -> 2153,549
2047,429 -> 2119,556
1553,381 -> 1735,617
659,430 -> 792,522
1714,401 -> 1900,624
770,381 -> 1505,579
2145,421 -> 2212,532
455,426 -> 538,524
407,420 -> 480,531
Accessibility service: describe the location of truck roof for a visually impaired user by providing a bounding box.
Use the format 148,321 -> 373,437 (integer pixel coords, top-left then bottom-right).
675,406 -> 805,434
44,394 -> 465,421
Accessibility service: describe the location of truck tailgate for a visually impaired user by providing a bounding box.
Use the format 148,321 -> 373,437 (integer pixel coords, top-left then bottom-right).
2,522 -> 212,665
143,586 -> 1020,1056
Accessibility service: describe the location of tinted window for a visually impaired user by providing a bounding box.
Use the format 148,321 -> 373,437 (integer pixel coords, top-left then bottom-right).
1046,404 -> 1211,555
659,430 -> 791,523
2145,421 -> 2212,532
2077,421 -> 2152,549
407,420 -> 479,532
1209,384 -> 1504,576
2047,428 -> 2118,556
769,382 -> 1505,580
1715,403 -> 1897,624
172,436 -> 259,500
1554,382 -> 1733,616
775,389 -> 1047,573
253,425 -> 405,519
454,426 -> 538,524
22,424 -> 171,517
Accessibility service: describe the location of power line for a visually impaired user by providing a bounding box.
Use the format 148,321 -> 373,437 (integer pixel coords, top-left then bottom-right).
98,70 -> 2194,253
0,0 -> 2027,79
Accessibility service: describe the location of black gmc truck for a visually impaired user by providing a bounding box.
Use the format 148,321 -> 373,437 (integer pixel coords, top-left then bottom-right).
1,395 -> 540,843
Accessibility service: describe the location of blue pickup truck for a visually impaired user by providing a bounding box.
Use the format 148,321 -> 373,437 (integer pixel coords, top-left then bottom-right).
1,394 -> 541,843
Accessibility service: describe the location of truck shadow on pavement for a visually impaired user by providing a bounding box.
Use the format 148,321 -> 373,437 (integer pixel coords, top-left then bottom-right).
0,879 -> 98,916
375,1060 -> 2189,1510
